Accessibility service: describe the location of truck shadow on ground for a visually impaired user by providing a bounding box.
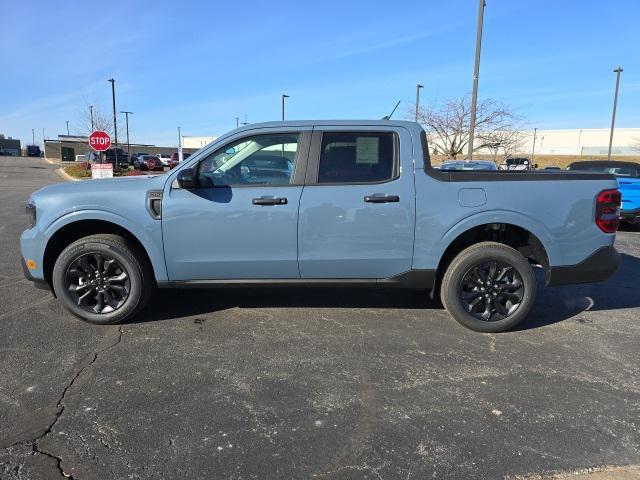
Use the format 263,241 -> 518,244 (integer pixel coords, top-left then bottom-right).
132,253 -> 640,332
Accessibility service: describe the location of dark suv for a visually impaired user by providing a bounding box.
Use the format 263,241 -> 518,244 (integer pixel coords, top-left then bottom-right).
104,148 -> 129,168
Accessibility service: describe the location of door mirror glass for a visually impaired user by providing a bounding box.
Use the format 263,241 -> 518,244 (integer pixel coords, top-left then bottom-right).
177,168 -> 196,189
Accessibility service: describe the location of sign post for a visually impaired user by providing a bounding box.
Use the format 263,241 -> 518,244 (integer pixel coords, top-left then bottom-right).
89,131 -> 113,179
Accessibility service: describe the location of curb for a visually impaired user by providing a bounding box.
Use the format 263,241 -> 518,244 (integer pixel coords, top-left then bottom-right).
56,167 -> 83,182
44,156 -> 61,165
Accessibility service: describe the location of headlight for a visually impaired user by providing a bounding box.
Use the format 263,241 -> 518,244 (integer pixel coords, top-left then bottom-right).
26,199 -> 36,228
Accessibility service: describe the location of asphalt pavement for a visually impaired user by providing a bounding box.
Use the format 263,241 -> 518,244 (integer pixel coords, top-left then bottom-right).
1,156 -> 639,479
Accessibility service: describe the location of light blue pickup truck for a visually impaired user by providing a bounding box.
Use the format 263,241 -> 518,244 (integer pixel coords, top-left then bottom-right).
21,121 -> 622,332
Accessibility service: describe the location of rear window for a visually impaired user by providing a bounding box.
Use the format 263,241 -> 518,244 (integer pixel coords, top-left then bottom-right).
318,132 -> 397,184
569,163 -> 640,177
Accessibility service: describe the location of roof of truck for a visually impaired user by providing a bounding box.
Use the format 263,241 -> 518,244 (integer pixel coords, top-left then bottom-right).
231,120 -> 421,131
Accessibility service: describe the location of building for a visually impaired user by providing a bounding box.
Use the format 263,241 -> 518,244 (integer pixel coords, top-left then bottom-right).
0,134 -> 21,156
181,136 -> 217,149
519,128 -> 640,156
44,135 -> 197,161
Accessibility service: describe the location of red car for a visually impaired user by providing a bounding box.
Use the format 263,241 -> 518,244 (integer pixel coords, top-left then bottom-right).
136,155 -> 164,171
169,152 -> 191,169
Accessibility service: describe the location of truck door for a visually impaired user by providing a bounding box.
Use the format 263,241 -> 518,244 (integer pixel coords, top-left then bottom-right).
298,127 -> 415,279
162,129 -> 311,280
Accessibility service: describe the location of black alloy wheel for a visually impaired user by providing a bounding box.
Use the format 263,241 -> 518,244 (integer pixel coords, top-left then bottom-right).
460,260 -> 524,322
65,252 -> 131,314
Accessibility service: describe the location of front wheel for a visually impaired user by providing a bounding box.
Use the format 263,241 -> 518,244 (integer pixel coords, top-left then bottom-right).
440,242 -> 537,333
52,234 -> 153,324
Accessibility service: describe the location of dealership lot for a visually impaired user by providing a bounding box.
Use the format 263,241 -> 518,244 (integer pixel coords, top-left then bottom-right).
0,157 -> 639,479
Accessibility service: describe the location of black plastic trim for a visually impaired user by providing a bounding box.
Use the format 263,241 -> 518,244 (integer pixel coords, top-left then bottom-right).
547,246 -> 620,286
21,258 -> 51,291
158,269 -> 436,290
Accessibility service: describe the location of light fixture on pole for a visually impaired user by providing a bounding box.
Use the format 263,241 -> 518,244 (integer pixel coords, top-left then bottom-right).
121,111 -> 133,161
467,0 -> 486,161
531,127 -> 537,162
281,94 -> 289,121
107,78 -> 119,159
607,67 -> 623,161
415,84 -> 424,122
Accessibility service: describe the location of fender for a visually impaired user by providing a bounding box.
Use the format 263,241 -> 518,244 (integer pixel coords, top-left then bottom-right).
44,209 -> 168,281
435,209 -> 558,266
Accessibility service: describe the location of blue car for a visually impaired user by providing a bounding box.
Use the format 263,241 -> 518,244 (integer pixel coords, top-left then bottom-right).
568,161 -> 640,223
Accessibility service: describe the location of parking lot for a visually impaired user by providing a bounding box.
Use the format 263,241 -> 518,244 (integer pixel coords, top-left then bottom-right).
1,156 -> 639,479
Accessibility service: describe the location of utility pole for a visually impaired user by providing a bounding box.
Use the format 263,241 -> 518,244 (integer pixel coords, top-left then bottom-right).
235,117 -> 239,128
121,111 -> 133,160
89,105 -> 95,131
281,94 -> 289,121
241,114 -> 248,126
415,84 -> 424,122
177,126 -> 183,162
467,0 -> 486,161
531,127 -> 537,162
31,129 -> 35,145
66,121 -> 69,136
108,78 -> 118,157
607,67 -> 623,161
42,128 -> 45,143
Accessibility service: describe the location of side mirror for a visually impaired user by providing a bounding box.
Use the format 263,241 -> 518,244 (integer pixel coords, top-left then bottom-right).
177,168 -> 196,189
534,163 -> 539,169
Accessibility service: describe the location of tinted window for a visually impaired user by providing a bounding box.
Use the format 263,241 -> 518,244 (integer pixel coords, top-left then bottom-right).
569,163 -> 640,177
198,133 -> 299,187
318,132 -> 396,184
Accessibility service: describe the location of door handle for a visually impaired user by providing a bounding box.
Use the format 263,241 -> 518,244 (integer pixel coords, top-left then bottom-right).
364,195 -> 399,203
252,197 -> 288,206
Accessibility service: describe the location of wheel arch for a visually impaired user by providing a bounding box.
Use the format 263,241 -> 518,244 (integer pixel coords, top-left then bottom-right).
43,217 -> 161,292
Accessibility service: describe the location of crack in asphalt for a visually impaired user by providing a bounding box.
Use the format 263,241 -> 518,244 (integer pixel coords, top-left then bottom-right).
7,326 -> 124,479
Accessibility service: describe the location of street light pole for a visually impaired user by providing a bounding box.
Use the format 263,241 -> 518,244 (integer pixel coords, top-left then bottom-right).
415,84 -> 424,122
121,111 -> 133,161
607,67 -> 623,161
467,0 -> 486,161
108,78 -> 118,156
66,121 -> 69,136
177,126 -> 183,162
531,127 -> 537,162
89,105 -> 95,131
235,117 -> 239,128
32,129 -> 35,145
281,94 -> 289,121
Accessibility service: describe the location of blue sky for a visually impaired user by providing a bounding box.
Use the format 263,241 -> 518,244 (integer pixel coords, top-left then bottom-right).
1,0 -> 639,147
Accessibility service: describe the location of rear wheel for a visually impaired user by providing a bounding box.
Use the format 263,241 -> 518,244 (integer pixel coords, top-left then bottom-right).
52,234 -> 153,324
440,242 -> 536,333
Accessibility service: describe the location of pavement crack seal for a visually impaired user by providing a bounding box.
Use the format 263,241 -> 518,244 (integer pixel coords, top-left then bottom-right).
23,326 -> 125,479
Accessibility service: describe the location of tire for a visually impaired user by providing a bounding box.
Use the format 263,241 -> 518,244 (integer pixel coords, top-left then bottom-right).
52,234 -> 154,325
440,242 -> 537,333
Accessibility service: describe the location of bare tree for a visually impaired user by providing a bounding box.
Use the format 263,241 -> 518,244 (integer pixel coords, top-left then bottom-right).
77,105 -> 113,137
481,129 -> 525,160
414,96 -> 522,159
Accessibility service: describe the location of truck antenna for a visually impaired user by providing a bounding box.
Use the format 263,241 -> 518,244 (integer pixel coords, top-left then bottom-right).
382,100 -> 401,120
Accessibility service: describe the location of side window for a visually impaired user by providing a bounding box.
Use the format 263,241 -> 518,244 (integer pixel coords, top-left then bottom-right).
197,133 -> 300,187
317,132 -> 397,184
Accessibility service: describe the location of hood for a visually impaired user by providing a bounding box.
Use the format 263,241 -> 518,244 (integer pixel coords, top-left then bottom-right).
32,174 -> 167,200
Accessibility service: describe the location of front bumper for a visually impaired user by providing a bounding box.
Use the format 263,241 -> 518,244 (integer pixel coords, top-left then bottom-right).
21,257 -> 51,291
547,246 -> 620,286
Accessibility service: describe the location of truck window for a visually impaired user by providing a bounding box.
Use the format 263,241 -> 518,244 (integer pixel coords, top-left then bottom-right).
197,133 -> 299,187
317,132 -> 396,184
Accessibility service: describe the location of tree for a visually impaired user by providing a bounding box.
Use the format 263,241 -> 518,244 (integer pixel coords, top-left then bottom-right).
77,105 -> 113,137
414,96 -> 523,159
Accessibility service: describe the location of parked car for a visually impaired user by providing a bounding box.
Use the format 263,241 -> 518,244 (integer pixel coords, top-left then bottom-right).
103,148 -> 129,168
21,120 -> 621,332
499,157 -> 537,171
134,155 -> 164,171
568,160 -> 640,223
169,152 -> 191,169
130,152 -> 149,165
156,153 -> 172,167
439,160 -> 497,171
26,145 -> 42,157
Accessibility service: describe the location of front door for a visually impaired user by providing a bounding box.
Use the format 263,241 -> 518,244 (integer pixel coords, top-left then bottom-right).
163,130 -> 310,280
298,129 -> 415,279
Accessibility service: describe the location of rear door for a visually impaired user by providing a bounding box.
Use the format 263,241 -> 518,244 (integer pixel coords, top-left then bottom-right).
298,127 -> 415,278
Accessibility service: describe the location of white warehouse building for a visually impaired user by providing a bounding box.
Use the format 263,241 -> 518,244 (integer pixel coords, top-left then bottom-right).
518,128 -> 640,156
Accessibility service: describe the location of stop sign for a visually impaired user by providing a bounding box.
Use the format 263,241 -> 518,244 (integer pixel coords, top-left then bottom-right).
89,131 -> 111,152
